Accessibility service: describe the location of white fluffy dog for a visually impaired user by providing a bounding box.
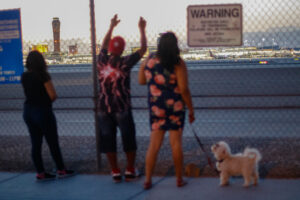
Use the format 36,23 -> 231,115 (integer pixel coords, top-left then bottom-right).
211,141 -> 262,187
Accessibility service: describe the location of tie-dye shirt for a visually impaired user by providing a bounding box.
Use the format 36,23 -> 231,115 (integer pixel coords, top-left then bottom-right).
97,49 -> 141,113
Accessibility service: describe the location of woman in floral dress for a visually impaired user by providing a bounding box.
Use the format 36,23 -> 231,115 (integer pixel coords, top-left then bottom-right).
138,32 -> 195,189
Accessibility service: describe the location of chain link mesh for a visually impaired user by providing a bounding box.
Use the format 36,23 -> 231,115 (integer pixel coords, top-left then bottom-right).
1,0 -> 300,177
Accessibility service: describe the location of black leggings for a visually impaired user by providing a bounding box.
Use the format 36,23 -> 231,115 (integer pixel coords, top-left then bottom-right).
23,104 -> 65,173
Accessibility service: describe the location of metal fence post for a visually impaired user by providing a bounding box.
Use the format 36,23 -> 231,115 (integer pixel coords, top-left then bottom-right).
89,0 -> 101,171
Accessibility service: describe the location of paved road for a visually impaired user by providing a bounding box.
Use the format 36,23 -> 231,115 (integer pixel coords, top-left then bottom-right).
1,59 -> 300,137
1,109 -> 300,137
1,59 -> 300,177
1,59 -> 300,100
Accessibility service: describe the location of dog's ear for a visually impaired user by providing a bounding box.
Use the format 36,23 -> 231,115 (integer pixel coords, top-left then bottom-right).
211,144 -> 216,152
212,143 -> 219,150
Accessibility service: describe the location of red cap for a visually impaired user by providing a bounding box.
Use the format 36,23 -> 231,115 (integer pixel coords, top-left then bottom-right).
108,36 -> 125,55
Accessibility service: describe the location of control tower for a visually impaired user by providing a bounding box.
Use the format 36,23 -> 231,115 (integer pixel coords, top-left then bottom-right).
52,17 -> 60,53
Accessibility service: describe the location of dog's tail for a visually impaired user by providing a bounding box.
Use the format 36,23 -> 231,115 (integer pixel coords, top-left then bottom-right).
243,148 -> 262,163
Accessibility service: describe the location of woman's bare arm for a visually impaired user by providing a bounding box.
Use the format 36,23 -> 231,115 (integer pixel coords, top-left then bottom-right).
44,80 -> 57,102
138,59 -> 147,85
175,59 -> 195,123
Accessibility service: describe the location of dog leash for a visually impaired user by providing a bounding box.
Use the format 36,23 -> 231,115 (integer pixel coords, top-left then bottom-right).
190,124 -> 219,174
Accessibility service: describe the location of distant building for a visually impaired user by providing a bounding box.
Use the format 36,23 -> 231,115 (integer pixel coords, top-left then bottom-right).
69,44 -> 78,55
131,46 -> 156,57
31,44 -> 48,53
52,17 -> 60,53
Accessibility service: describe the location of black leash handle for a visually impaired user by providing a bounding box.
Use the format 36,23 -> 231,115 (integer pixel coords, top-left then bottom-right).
190,125 -> 219,174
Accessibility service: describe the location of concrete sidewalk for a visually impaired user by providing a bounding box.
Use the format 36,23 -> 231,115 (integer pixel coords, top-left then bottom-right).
0,172 -> 299,200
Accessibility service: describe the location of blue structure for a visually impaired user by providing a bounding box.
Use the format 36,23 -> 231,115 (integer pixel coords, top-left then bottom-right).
0,9 -> 23,84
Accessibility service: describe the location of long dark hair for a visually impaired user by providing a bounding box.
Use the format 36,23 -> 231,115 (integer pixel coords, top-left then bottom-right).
25,51 -> 50,82
156,32 -> 180,71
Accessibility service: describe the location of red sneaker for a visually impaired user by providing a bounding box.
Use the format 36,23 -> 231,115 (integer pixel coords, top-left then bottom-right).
36,172 -> 56,182
111,169 -> 122,183
57,169 -> 76,179
125,167 -> 140,182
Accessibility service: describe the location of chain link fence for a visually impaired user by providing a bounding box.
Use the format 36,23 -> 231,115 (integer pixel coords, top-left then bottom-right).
1,0 -> 300,178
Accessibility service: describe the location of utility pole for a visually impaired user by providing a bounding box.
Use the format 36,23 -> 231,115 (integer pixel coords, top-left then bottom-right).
89,0 -> 101,171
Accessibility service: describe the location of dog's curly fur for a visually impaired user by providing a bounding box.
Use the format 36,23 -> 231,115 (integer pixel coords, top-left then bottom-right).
211,141 -> 262,187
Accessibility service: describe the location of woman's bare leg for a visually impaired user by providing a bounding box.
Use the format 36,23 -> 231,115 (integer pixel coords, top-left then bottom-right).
145,130 -> 165,183
169,130 -> 184,181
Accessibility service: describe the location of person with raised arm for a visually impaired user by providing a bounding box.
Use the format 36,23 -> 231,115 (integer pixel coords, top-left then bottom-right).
97,14 -> 147,183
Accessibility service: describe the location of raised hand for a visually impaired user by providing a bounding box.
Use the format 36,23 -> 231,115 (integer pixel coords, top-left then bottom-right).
110,14 -> 120,28
138,17 -> 146,30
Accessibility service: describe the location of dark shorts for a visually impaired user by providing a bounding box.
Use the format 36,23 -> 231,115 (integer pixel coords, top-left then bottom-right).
97,110 -> 137,153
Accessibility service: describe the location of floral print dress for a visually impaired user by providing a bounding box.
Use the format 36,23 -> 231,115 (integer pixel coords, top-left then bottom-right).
145,55 -> 186,131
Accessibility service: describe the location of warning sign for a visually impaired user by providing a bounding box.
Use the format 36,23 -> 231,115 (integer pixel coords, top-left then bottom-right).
187,4 -> 243,47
